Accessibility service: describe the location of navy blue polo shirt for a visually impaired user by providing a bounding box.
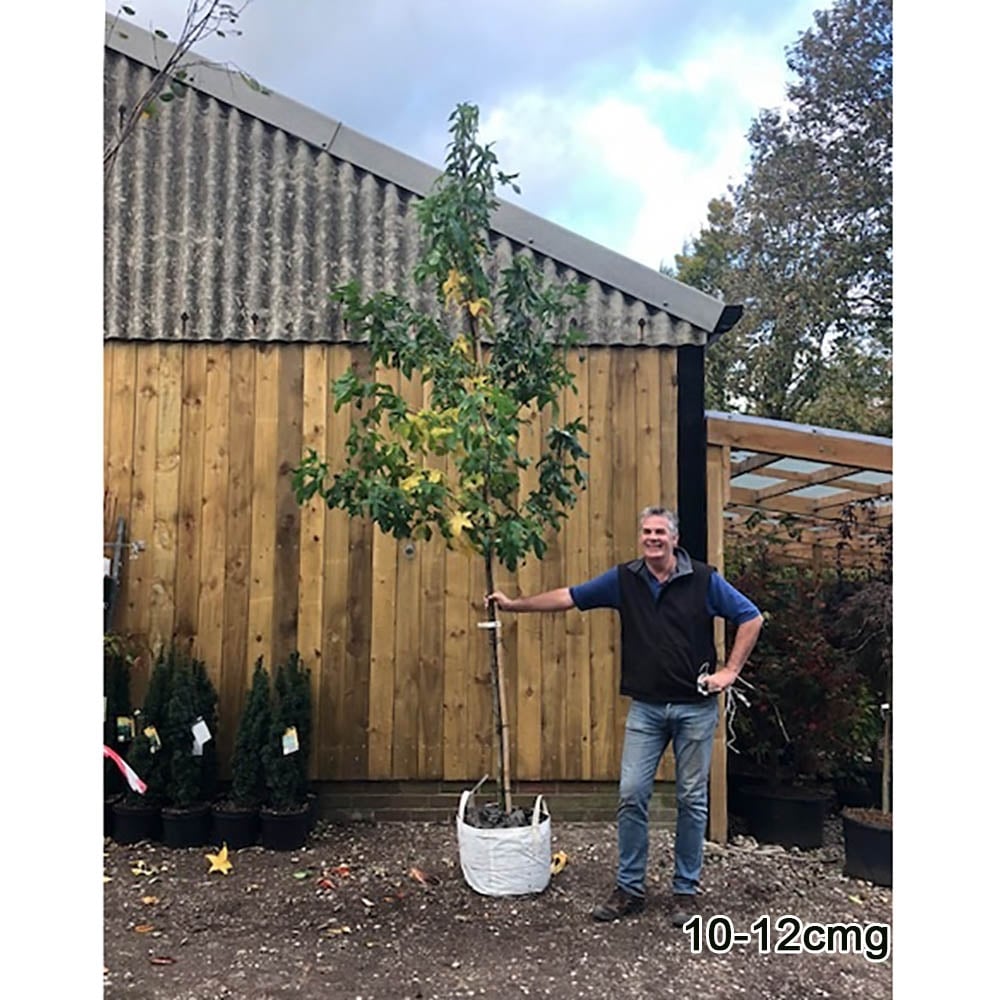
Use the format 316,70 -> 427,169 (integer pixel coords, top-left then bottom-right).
569,547 -> 760,624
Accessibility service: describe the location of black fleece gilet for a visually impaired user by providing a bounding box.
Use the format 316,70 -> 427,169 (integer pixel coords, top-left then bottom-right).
616,557 -> 718,703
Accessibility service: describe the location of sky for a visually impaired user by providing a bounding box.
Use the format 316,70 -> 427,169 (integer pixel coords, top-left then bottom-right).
102,0 -> 822,272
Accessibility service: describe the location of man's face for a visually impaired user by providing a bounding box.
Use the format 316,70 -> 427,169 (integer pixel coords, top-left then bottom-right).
639,515 -> 678,560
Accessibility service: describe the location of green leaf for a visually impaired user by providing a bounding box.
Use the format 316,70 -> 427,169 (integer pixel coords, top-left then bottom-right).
159,92 -> 175,103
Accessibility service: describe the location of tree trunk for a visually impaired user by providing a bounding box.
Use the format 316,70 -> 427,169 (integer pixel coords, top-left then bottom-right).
483,553 -> 512,813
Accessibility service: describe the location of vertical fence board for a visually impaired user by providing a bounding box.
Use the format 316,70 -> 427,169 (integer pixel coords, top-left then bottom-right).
196,345 -> 231,745
514,406 -> 543,780
586,348 -> 618,779
274,344 -> 304,670
246,344 -> 279,675
390,373 -> 425,777
367,366 -> 399,778
220,346 -> 255,768
660,349 -> 679,510
339,348 -> 373,778
417,379 -> 445,779
298,344 -> 329,772
149,344 -> 183,649
562,350 -> 590,779
442,539 -> 471,779
123,346 -> 161,700
105,342 -> 137,631
174,347 -> 207,642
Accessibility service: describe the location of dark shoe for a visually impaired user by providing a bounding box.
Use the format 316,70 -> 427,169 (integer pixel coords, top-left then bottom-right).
671,893 -> 699,928
592,886 -> 645,922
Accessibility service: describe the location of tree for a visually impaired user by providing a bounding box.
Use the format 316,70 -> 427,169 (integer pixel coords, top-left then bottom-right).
263,652 -> 312,813
669,0 -> 892,434
291,103 -> 588,812
104,1 -> 264,177
229,657 -> 272,808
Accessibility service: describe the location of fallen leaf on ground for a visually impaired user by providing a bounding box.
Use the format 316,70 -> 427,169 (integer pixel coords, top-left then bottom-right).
205,844 -> 233,876
149,956 -> 176,966
141,896 -> 159,905
316,877 -> 335,890
332,864 -> 351,878
550,851 -> 569,875
408,866 -> 439,886
292,871 -> 310,880
323,925 -> 352,936
133,924 -> 155,934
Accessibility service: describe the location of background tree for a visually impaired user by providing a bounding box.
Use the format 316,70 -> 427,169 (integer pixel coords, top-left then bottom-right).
668,0 -> 891,434
292,103 -> 588,813
105,1 -> 263,177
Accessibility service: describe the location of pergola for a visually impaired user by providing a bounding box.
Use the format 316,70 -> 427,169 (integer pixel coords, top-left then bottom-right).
707,409 -> 892,569
704,410 -> 892,840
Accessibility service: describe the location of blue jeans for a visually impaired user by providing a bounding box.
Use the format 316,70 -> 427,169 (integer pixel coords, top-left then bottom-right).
616,697 -> 718,897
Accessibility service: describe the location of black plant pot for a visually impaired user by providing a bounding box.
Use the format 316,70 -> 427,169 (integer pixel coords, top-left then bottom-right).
161,804 -> 212,849
742,785 -> 827,849
104,794 -> 123,838
842,809 -> 892,886
112,801 -> 162,845
260,806 -> 310,851
212,805 -> 261,851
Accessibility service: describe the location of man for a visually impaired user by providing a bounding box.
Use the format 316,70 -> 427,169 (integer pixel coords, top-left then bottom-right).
486,505 -> 763,926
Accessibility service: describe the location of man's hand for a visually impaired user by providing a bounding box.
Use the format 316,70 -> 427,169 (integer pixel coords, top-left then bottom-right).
704,665 -> 739,693
485,590 -> 514,612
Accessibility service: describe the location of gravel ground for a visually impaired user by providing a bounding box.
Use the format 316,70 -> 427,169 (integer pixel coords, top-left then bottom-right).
103,816 -> 892,999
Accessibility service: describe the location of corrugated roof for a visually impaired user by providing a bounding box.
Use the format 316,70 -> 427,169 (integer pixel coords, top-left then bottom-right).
104,16 -> 742,347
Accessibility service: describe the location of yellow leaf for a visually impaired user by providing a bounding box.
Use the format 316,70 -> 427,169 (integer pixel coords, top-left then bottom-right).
205,843 -> 233,876
442,268 -> 466,309
134,924 -> 155,934
453,335 -> 472,358
426,468 -> 444,484
550,851 -> 569,875
399,471 -> 424,494
467,297 -> 490,319
448,510 -> 473,538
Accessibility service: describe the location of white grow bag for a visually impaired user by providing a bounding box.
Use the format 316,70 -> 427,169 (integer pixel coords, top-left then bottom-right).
456,789 -> 551,897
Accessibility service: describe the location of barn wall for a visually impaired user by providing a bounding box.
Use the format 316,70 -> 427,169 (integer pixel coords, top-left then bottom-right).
105,341 -> 681,783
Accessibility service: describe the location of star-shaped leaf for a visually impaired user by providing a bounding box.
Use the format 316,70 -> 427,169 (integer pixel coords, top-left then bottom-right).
205,843 -> 233,875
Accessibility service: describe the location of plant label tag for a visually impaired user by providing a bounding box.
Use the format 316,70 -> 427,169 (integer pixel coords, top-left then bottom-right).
282,726 -> 300,756
144,725 -> 162,752
192,717 -> 212,746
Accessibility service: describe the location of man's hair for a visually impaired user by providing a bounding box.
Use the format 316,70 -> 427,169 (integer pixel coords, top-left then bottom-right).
638,505 -> 679,534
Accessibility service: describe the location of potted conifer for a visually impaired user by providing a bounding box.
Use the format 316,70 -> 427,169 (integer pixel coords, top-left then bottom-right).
112,649 -> 173,844
160,645 -> 219,848
103,633 -> 136,835
212,657 -> 271,849
260,651 -> 313,850
291,105 -> 587,893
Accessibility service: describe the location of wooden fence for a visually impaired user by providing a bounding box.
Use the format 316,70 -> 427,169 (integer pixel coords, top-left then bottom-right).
104,340 -> 687,785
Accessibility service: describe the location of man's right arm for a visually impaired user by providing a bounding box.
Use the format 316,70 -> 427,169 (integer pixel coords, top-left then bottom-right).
485,588 -> 575,613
